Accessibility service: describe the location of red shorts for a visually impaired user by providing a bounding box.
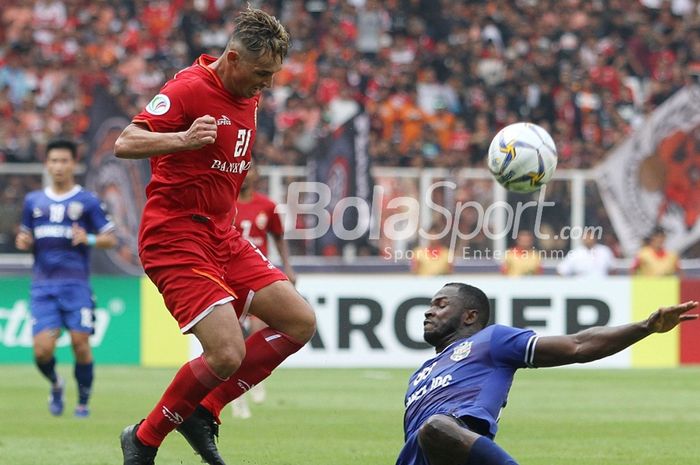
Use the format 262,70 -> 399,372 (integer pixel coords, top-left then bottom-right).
142,234 -> 287,333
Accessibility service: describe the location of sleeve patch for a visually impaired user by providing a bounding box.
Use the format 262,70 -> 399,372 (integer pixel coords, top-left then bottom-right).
145,94 -> 171,115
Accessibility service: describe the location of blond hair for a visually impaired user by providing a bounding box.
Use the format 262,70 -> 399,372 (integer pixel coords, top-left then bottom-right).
230,6 -> 290,62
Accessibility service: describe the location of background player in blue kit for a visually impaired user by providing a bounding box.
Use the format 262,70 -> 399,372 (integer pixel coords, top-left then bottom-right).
15,139 -> 117,418
398,283 -> 698,465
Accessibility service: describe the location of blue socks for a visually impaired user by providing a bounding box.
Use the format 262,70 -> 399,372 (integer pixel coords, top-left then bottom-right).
466,437 -> 519,465
36,357 -> 58,384
74,362 -> 94,405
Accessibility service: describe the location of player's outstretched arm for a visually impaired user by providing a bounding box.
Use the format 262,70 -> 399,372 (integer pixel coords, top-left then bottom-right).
114,116 -> 218,159
534,301 -> 698,367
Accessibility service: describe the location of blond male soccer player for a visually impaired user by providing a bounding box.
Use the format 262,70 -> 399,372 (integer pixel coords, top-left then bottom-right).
115,8 -> 315,465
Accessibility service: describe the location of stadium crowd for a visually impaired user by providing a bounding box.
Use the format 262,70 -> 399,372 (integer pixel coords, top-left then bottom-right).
1,0 -> 699,259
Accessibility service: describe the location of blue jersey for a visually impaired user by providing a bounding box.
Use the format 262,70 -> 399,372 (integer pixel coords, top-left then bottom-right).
20,186 -> 114,283
403,325 -> 538,440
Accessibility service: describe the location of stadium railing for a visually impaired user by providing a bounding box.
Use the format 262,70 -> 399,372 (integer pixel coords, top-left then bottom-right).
1,163 -> 698,276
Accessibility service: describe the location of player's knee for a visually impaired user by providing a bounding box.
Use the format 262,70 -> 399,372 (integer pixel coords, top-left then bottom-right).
72,344 -> 92,362
206,344 -> 246,378
276,301 -> 316,343
71,337 -> 92,359
417,415 -> 464,450
292,304 -> 316,343
34,350 -> 53,363
33,345 -> 53,362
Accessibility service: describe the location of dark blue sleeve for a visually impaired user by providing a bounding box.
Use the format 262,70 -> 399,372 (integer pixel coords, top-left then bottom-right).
489,325 -> 538,369
85,193 -> 114,234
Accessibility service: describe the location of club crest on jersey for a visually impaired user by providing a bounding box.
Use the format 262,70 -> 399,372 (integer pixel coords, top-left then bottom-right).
255,212 -> 268,229
67,201 -> 84,221
33,207 -> 43,218
450,341 -> 473,362
145,94 -> 171,115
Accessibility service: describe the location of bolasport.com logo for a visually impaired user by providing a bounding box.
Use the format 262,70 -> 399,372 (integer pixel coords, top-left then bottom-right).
276,181 -> 603,262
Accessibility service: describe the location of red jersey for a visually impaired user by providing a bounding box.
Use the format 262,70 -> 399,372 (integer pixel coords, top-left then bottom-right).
234,192 -> 283,256
133,54 -> 258,249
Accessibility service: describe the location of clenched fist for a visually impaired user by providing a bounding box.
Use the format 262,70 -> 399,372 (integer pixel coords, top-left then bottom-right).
183,115 -> 218,149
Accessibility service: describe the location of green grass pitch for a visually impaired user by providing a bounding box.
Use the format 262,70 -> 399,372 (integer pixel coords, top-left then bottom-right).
1,365 -> 698,464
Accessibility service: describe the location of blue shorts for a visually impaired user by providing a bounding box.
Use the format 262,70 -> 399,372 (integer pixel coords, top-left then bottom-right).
30,282 -> 96,336
396,415 -> 492,465
395,430 -> 427,465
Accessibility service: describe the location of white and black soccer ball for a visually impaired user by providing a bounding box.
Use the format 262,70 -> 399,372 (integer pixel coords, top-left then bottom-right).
487,122 -> 558,193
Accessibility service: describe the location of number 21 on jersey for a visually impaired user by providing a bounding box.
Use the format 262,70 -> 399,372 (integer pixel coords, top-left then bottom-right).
234,129 -> 252,157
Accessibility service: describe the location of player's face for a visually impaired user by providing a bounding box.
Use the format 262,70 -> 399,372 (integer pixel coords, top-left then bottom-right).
423,286 -> 468,348
227,49 -> 282,98
45,148 -> 75,185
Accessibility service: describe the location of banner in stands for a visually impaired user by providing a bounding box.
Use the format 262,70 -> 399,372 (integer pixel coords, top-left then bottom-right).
596,85 -> 700,257
307,112 -> 374,256
0,277 -> 140,363
85,85 -> 149,276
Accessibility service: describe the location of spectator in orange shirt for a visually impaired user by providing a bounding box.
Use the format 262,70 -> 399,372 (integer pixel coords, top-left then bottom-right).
429,100 -> 456,150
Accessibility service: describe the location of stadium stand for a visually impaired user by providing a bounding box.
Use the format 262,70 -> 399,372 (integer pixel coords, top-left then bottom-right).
1,0 -> 699,264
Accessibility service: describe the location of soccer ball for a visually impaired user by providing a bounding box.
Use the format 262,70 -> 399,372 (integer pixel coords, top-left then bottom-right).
487,122 -> 558,193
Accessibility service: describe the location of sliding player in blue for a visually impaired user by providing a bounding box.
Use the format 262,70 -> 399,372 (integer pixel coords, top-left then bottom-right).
397,282 -> 698,465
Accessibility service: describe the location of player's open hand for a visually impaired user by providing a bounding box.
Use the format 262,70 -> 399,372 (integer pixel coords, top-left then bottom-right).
645,301 -> 699,333
184,115 -> 217,149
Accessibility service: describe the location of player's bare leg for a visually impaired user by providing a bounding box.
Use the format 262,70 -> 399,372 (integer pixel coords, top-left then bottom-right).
418,414 -> 519,465
173,303 -> 246,465
33,329 -> 63,416
122,303 -> 244,465
70,330 -> 93,417
181,282 -> 313,463
200,280 -> 315,417
190,303 -> 247,378
247,280 -> 316,343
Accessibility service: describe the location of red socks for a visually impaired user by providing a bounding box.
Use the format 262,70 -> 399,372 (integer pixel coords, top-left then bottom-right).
136,329 -> 303,447
201,328 -> 304,421
137,355 -> 226,447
